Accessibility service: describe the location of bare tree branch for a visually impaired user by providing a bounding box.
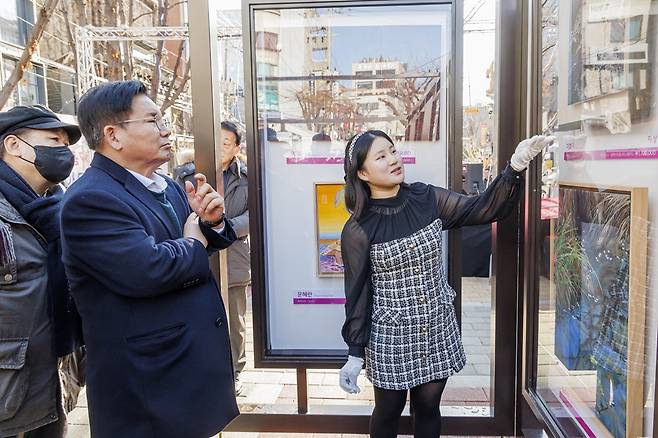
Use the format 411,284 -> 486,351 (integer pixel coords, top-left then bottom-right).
161,40 -> 184,106
131,10 -> 154,23
0,0 -> 62,109
167,1 -> 186,10
377,77 -> 425,129
160,57 -> 190,112
61,3 -> 78,69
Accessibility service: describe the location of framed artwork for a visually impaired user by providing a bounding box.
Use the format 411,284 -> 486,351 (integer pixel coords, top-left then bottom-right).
568,0 -> 653,122
552,183 -> 648,438
314,182 -> 350,277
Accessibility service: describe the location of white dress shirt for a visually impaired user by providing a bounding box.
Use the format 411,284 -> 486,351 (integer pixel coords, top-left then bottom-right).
125,168 -> 225,232
126,169 -> 168,193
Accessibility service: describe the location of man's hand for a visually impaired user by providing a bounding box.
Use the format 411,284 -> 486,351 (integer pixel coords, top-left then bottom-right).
183,213 -> 208,247
184,173 -> 225,224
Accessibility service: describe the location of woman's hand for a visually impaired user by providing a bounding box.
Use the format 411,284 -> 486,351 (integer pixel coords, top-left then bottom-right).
339,355 -> 364,394
510,135 -> 556,171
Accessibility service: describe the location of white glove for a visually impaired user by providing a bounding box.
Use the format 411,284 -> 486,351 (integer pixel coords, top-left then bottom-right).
510,135 -> 556,171
339,355 -> 364,394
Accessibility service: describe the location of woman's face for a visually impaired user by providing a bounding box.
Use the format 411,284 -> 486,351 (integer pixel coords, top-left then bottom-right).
357,136 -> 404,188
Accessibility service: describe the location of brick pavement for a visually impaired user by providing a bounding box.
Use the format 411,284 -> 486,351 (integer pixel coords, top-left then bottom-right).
66,278 -> 502,437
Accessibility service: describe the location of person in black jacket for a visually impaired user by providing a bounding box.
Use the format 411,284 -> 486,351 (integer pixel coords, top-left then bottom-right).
338,129 -> 553,437
0,105 -> 83,437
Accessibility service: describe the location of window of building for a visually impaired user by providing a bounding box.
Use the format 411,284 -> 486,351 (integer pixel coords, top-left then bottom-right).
609,19 -> 625,44
376,79 -> 395,89
255,31 -> 278,51
46,67 -> 76,115
0,0 -> 34,46
309,27 -> 327,38
629,15 -> 643,42
256,62 -> 277,78
357,102 -> 379,112
2,56 -> 45,106
311,48 -> 327,62
257,83 -> 279,111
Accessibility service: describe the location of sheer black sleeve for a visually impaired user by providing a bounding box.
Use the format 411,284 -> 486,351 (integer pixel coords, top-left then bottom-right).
432,164 -> 523,230
340,219 -> 371,358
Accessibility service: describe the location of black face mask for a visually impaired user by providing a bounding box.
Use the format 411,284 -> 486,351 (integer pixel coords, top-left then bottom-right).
16,136 -> 74,184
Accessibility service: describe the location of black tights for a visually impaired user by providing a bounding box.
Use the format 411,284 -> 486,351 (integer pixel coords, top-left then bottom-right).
370,378 -> 448,438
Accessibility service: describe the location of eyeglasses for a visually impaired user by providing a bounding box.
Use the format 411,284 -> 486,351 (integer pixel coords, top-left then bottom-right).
117,115 -> 171,132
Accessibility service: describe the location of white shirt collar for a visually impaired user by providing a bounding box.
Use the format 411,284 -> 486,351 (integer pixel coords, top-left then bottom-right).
126,169 -> 168,193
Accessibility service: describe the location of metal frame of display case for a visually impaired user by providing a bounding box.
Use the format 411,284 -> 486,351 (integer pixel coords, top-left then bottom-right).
520,1 -> 658,437
242,0 -> 462,369
519,2 -> 605,436
189,0 -> 531,434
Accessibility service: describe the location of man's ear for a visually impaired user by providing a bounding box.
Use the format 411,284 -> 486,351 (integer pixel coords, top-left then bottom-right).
103,125 -> 122,151
357,168 -> 369,182
2,135 -> 22,157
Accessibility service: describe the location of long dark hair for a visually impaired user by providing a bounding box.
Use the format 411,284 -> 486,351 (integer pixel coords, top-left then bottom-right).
343,129 -> 394,219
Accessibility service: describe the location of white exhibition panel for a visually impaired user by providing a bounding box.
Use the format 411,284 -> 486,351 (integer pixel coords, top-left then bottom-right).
263,138 -> 449,351
253,4 -> 452,352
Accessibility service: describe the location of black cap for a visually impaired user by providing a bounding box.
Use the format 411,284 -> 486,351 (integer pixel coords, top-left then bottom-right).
0,105 -> 82,144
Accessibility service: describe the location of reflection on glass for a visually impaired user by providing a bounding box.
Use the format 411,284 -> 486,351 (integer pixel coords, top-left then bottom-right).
247,0 -> 502,417
453,0 -> 498,418
251,4 -> 454,414
255,6 -> 447,145
569,0 -> 653,122
536,1 -> 656,437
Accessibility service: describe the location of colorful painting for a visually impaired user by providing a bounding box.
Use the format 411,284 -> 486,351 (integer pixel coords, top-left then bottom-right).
553,183 -> 648,438
314,183 -> 350,277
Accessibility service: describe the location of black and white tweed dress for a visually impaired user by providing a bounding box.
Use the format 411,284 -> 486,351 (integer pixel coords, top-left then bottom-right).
367,218 -> 465,389
341,165 -> 523,390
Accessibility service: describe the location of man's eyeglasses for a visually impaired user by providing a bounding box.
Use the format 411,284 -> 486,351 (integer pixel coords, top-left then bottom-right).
117,116 -> 171,132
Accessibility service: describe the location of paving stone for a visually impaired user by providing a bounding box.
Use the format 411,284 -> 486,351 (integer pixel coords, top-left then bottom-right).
67,277 -> 510,436
66,407 -> 89,425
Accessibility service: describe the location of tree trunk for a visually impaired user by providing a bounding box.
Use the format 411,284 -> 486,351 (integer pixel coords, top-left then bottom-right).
0,0 -> 62,109
104,0 -> 122,80
61,3 -> 78,71
119,1 -> 134,78
150,0 -> 167,100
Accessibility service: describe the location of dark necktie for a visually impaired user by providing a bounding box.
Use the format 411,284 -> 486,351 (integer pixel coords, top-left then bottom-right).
150,191 -> 182,236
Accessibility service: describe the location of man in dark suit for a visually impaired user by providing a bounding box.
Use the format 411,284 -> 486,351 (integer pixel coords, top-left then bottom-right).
60,81 -> 239,438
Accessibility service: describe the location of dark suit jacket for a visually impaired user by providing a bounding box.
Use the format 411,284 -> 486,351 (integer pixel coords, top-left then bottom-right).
60,153 -> 239,438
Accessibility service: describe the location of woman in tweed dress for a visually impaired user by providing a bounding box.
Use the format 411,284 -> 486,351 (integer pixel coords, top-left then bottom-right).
338,130 -> 553,437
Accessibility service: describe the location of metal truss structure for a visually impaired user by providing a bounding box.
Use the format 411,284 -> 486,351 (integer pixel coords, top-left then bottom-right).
75,26 -> 189,94
75,23 -> 243,118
